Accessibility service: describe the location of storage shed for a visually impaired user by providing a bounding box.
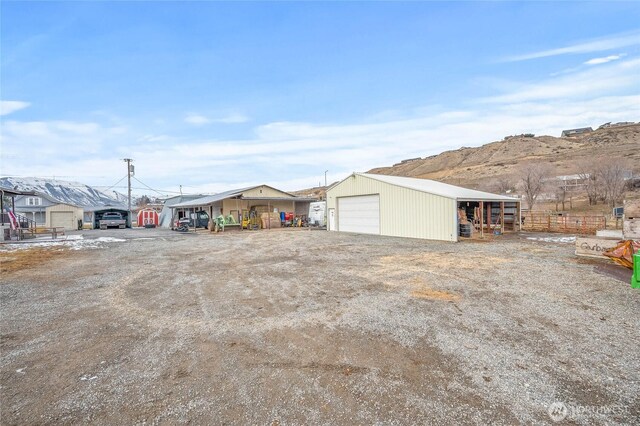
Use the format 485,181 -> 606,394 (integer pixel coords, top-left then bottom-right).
326,173 -> 520,242
137,209 -> 159,227
45,203 -> 84,230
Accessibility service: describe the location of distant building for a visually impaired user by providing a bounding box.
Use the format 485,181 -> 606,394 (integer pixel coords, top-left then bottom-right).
561,127 -> 593,137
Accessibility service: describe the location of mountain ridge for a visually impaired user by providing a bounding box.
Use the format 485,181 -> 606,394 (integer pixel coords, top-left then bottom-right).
367,123 -> 640,187
0,177 -> 127,207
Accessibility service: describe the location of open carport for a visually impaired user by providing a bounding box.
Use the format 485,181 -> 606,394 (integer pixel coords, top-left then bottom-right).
85,207 -> 132,229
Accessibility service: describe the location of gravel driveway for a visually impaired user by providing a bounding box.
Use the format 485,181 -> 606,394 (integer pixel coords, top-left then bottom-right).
1,228 -> 638,424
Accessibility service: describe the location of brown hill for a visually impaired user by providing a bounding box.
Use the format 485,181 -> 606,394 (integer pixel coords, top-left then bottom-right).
368,124 -> 640,188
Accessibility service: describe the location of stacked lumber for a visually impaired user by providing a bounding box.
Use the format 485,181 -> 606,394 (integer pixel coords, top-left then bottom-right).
260,212 -> 281,229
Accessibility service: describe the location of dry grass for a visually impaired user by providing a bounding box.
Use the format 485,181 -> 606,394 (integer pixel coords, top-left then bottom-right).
0,248 -> 70,274
410,288 -> 460,301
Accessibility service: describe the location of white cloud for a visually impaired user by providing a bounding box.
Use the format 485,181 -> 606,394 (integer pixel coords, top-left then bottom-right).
2,54 -> 638,194
483,58 -> 640,103
184,112 -> 249,125
0,100 -> 30,116
184,114 -> 211,125
584,54 -> 625,65
503,31 -> 640,62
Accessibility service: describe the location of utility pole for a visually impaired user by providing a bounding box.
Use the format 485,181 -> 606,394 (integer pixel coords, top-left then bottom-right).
324,170 -> 328,187
124,158 -> 133,214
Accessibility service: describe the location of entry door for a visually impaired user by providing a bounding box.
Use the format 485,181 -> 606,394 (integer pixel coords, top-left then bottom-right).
328,208 -> 335,231
337,195 -> 380,235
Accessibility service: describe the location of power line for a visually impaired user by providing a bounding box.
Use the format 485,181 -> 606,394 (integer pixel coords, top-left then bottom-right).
105,175 -> 128,192
132,176 -> 186,196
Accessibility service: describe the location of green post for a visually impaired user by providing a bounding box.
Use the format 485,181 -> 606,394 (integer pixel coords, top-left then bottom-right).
633,253 -> 640,289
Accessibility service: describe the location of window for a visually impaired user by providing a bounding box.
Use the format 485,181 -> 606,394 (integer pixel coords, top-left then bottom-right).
26,197 -> 42,206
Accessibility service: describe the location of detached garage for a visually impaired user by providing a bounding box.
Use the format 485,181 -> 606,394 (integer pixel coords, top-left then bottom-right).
326,173 -> 520,242
46,203 -> 84,230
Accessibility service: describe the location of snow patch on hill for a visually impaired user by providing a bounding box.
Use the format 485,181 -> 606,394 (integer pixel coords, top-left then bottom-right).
0,177 -> 127,207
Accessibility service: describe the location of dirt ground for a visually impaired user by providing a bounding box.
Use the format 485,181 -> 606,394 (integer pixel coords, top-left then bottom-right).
1,228 -> 638,425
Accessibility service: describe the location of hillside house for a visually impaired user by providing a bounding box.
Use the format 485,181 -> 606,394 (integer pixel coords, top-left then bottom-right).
561,127 -> 593,137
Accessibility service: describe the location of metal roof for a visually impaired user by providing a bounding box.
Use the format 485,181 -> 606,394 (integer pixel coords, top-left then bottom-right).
240,196 -> 317,202
171,186 -> 316,208
170,187 -> 254,208
358,173 -> 518,202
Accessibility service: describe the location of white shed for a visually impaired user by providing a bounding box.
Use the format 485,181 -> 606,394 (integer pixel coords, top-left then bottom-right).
326,173 -> 520,242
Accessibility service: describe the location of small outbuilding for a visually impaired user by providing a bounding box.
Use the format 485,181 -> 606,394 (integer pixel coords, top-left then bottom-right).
326,173 -> 520,242
137,209 -> 159,227
46,203 -> 84,230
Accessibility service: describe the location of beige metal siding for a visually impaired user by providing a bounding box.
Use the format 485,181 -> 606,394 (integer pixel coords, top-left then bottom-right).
326,174 -> 457,242
242,185 -> 293,198
45,204 -> 84,229
50,212 -> 74,229
221,199 -> 296,215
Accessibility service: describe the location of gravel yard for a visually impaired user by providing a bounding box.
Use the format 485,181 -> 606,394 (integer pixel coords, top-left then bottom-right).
1,228 -> 638,425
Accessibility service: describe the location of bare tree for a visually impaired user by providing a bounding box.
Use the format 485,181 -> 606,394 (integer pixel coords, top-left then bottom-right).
492,174 -> 516,195
599,158 -> 630,207
576,158 -> 602,205
519,163 -> 553,211
552,181 -> 568,211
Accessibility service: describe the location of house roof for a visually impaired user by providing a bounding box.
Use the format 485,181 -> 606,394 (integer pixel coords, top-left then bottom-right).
83,205 -> 129,212
356,173 -> 518,202
561,127 -> 593,135
171,187 -> 252,208
170,185 -> 312,208
0,186 -> 36,197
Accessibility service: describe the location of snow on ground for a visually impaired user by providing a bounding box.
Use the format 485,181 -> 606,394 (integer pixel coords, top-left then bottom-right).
526,236 -> 576,244
94,237 -> 127,243
0,235 -> 127,252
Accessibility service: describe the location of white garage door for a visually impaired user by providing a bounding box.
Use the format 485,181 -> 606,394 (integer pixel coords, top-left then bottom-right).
50,211 -> 74,229
338,195 -> 380,235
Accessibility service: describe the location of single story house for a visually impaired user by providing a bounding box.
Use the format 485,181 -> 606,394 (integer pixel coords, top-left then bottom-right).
326,173 -> 520,242
168,185 -> 316,229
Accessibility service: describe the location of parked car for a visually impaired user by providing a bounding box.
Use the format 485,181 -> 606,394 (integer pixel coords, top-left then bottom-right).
99,212 -> 126,229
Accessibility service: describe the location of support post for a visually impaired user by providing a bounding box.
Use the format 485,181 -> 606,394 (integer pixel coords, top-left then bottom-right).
480,201 -> 484,238
486,202 -> 491,234
517,202 -> 521,231
500,202 -> 505,233
124,158 -> 133,216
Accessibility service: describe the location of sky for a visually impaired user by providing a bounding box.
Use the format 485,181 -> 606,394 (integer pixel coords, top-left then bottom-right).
1,1 -> 639,197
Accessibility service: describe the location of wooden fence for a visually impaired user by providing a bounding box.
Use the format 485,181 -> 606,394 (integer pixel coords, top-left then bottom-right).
522,213 -> 607,234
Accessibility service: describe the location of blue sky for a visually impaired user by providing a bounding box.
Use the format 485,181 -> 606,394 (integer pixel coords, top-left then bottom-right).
1,1 -> 639,196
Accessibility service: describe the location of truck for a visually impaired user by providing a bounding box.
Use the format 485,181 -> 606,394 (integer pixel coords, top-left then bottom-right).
99,212 -> 127,230
308,201 -> 326,227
